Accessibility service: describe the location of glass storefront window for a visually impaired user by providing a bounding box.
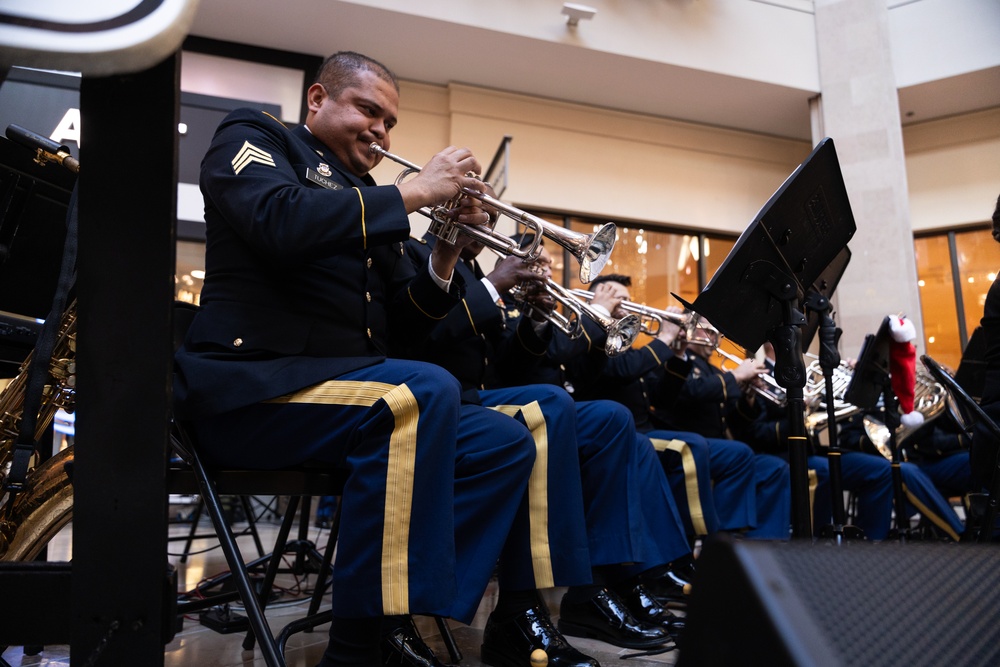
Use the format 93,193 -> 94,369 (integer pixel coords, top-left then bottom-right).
955,227 -> 997,350
176,240 -> 205,305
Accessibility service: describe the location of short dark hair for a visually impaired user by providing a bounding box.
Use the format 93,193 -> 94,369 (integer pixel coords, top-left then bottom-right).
314,51 -> 399,99
589,273 -> 632,289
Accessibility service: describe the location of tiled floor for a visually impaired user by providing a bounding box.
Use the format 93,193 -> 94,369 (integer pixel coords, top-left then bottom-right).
0,498 -> 679,667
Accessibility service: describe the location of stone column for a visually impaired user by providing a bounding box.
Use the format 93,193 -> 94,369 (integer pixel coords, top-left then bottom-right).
812,0 -> 923,358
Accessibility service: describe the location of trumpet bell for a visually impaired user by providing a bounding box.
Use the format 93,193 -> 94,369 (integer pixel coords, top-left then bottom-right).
604,314 -> 641,356
576,223 -> 617,284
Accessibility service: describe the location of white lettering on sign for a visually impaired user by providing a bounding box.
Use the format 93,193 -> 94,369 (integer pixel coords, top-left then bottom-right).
51,108 -> 81,147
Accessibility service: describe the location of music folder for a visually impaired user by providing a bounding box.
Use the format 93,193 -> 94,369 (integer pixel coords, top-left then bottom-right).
676,137 -> 857,354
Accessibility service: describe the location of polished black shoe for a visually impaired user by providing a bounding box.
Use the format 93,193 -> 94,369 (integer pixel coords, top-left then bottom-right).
481,606 -> 599,667
613,583 -> 686,638
382,619 -> 448,667
558,588 -> 671,649
643,571 -> 691,609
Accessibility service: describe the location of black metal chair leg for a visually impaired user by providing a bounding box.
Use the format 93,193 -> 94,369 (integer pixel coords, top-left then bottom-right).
191,452 -> 285,667
243,496 -> 302,652
180,497 -> 204,564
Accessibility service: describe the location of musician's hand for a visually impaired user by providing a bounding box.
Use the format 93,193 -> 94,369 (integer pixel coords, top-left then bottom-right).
397,146 -> 483,213
590,282 -> 626,318
524,289 -> 555,321
657,320 -> 682,346
730,358 -> 768,384
488,256 -> 543,294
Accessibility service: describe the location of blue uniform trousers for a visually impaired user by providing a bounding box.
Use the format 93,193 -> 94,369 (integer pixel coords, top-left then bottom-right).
648,430 -> 718,536
480,388 -> 690,587
808,451 -> 893,540
745,453 -> 791,540
192,359 -> 535,622
913,451 -> 971,499
900,461 -> 965,541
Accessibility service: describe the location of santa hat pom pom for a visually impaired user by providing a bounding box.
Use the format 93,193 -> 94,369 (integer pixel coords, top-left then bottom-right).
900,410 -> 924,428
888,315 -> 916,343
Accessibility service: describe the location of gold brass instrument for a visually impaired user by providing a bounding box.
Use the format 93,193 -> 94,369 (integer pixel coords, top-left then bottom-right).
861,363 -> 955,460
0,303 -> 76,561
369,143 -> 617,283
715,347 -> 788,406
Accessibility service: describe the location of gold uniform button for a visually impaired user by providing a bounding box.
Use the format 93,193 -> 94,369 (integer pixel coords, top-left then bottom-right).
366,292 -> 372,303
366,257 -> 373,269
233,338 -> 243,347
366,328 -> 372,338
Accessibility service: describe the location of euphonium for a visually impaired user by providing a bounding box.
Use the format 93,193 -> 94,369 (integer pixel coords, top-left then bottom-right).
369,143 -> 617,283
801,358 -> 863,436
0,302 -> 76,561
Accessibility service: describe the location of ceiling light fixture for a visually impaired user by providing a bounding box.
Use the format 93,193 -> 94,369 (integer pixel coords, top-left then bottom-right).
562,2 -> 597,27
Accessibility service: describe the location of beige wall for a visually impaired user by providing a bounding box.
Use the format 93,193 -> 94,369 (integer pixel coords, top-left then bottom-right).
904,108 -> 1000,231
374,80 -> 813,241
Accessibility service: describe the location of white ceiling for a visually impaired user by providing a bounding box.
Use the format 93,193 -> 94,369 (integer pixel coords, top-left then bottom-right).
187,1 -> 1000,142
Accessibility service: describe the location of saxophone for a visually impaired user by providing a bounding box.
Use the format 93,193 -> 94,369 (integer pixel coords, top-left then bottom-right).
0,303 -> 76,561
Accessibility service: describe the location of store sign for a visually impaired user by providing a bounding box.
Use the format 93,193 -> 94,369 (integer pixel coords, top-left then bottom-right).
0,0 -> 200,75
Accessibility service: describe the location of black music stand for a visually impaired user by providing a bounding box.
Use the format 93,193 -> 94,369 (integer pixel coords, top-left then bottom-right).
799,247 -> 863,541
677,137 -> 857,539
843,317 -> 911,540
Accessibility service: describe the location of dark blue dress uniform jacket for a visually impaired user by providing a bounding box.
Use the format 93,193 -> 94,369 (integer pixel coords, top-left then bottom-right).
174,109 -> 461,419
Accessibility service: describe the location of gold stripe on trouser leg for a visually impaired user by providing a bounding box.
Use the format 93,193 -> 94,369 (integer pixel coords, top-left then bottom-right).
807,468 -> 818,536
650,438 -> 708,536
902,481 -> 961,542
491,402 -> 554,589
265,380 -> 419,614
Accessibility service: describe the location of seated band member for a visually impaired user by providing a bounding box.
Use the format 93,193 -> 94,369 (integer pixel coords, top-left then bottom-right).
403,233 -> 686,663
175,51 -> 542,667
563,273 -> 757,544
728,341 -> 895,539
662,318 -> 792,540
972,193 -> 1000,496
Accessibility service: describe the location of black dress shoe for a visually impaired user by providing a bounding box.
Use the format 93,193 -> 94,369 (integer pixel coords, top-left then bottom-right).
613,583 -> 686,638
481,606 -> 599,667
558,588 -> 671,649
643,571 -> 691,609
382,619 -> 448,667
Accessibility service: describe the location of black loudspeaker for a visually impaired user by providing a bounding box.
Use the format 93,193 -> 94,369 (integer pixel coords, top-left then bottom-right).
678,537 -> 1000,666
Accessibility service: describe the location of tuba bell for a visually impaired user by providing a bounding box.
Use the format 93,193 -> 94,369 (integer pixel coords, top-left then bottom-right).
0,303 -> 76,561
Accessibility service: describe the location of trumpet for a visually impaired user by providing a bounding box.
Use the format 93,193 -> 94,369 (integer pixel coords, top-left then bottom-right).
369,143 -> 616,283
511,278 -> 640,356
715,348 -> 788,406
569,290 -> 701,337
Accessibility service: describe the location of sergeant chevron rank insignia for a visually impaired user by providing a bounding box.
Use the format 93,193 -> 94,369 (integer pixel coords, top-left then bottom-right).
231,141 -> 276,175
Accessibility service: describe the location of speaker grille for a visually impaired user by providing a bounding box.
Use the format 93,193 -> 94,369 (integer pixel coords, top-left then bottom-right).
758,541 -> 1000,665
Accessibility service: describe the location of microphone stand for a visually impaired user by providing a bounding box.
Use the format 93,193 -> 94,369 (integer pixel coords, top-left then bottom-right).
803,291 -> 864,542
882,387 -> 910,541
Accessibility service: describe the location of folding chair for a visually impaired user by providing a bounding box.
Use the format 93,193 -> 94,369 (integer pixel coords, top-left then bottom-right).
169,302 -> 461,666
920,354 -> 1000,543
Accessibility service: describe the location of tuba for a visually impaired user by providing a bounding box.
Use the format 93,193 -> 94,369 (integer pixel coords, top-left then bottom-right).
0,303 -> 76,561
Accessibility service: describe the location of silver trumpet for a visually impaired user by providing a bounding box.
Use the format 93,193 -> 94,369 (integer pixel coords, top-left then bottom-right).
715,347 -> 788,406
569,289 -> 705,338
369,143 -> 617,283
507,266 -> 640,356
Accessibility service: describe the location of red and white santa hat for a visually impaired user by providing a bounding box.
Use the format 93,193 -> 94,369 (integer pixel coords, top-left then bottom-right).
887,315 -> 924,428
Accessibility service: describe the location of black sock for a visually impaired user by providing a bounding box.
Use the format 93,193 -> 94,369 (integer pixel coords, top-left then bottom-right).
493,588 -> 542,622
316,615 -> 382,667
380,615 -> 410,636
562,584 -> 603,604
